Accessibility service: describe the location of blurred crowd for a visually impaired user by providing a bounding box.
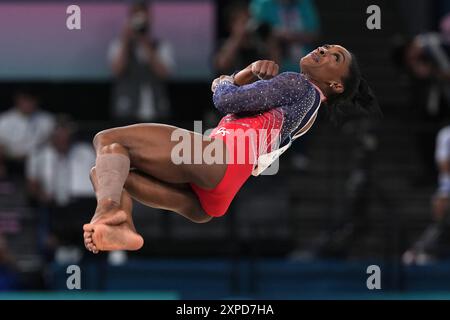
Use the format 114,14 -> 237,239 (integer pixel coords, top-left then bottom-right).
0,0 -> 450,291
0,0 -> 325,290
392,10 -> 450,265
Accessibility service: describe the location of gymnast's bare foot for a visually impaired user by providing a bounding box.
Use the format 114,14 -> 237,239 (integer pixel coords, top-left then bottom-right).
83,217 -> 144,252
83,168 -> 143,253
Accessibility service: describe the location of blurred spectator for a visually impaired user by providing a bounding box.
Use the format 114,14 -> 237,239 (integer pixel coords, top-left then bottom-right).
441,12 -> 450,41
214,1 -> 281,75
250,0 -> 320,72
403,125 -> 450,265
392,18 -> 450,184
0,89 -> 55,176
108,1 -> 175,123
26,115 -> 95,207
0,146 -> 22,208
26,116 -> 95,258
0,235 -> 20,290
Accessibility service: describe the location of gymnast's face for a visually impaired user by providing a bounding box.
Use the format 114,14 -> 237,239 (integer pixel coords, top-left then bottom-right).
300,44 -> 352,96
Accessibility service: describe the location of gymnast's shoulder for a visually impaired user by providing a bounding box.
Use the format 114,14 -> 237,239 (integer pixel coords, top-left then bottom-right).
271,72 -> 312,90
273,71 -> 308,82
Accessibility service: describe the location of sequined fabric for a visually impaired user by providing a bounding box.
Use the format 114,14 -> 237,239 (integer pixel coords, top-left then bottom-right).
213,72 -> 320,144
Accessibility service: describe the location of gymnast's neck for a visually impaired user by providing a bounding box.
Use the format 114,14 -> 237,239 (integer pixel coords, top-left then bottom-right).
302,73 -> 327,102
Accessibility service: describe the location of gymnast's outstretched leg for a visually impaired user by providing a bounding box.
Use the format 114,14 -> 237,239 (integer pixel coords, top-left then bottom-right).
83,123 -> 228,253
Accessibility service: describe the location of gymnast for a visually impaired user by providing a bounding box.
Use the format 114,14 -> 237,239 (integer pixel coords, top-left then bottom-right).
83,44 -> 380,253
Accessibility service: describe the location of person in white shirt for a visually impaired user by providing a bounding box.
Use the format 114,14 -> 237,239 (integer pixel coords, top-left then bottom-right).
0,90 -> 55,167
26,116 -> 95,207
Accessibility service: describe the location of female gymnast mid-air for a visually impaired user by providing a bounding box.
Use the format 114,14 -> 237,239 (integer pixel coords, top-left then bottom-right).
83,44 -> 381,253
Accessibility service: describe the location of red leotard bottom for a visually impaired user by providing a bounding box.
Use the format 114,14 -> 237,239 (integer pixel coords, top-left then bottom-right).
189,125 -> 255,217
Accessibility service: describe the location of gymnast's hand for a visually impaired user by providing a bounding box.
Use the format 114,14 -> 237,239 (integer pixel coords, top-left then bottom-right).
250,60 -> 279,80
211,60 -> 279,92
230,60 -> 280,87
211,75 -> 234,93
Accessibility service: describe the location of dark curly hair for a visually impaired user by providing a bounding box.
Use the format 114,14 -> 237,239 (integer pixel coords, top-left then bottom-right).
325,52 -> 382,125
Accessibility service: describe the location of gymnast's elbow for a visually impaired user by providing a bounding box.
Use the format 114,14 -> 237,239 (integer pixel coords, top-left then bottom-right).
212,95 -> 233,114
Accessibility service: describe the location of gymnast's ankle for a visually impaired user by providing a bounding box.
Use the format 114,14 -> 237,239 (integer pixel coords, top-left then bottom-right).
98,198 -> 120,211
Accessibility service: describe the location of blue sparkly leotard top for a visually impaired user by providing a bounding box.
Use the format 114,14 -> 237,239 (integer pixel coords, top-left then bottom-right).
212,72 -> 321,175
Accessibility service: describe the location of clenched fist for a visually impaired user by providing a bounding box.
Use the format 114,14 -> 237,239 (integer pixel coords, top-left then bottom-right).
250,60 -> 279,80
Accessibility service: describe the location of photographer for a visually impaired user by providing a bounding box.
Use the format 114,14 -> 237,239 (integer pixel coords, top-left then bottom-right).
250,0 -> 320,72
214,2 -> 281,75
392,21 -> 450,185
108,1 -> 175,122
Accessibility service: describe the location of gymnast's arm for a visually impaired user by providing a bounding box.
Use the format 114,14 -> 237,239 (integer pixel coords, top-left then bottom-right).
212,69 -> 304,115
232,60 -> 277,86
210,60 -> 278,92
